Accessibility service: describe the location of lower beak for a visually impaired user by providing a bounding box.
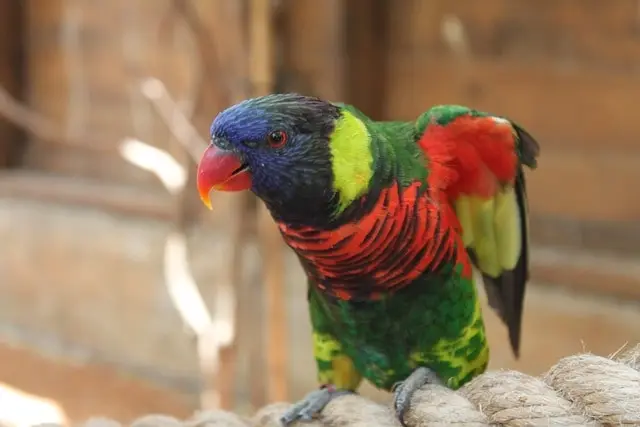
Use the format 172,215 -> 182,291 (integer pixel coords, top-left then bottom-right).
196,145 -> 252,209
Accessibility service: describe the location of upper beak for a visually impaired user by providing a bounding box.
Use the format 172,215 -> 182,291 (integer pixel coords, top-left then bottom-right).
196,144 -> 252,210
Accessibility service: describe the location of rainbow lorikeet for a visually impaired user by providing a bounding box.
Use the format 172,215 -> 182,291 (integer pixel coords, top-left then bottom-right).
196,94 -> 540,426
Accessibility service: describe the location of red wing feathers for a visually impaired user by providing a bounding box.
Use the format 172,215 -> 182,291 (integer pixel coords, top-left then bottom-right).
417,115 -> 519,200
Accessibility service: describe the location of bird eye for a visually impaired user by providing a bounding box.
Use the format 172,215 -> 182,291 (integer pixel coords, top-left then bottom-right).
267,130 -> 287,148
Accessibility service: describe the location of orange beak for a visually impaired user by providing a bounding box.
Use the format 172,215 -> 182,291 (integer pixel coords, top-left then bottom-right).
196,144 -> 252,210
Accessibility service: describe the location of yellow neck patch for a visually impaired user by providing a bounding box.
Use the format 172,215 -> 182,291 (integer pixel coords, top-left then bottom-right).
329,109 -> 374,214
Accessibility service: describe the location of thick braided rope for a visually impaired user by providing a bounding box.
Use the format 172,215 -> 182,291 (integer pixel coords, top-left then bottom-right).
69,344 -> 640,426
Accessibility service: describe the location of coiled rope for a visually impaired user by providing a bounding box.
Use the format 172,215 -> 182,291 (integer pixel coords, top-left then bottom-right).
73,344 -> 640,426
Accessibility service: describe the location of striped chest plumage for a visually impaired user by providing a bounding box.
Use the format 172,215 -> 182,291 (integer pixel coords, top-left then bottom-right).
278,180 -> 469,301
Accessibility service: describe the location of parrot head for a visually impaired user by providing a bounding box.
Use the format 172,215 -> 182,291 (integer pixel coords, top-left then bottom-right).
197,93 -> 351,224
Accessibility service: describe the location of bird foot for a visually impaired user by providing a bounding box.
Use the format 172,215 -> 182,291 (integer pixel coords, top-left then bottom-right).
392,367 -> 443,426
280,385 -> 353,426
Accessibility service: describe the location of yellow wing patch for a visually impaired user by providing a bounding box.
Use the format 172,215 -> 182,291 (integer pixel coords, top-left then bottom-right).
455,186 -> 522,278
328,110 -> 374,214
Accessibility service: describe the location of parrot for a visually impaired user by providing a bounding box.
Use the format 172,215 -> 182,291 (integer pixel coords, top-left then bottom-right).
196,93 -> 540,426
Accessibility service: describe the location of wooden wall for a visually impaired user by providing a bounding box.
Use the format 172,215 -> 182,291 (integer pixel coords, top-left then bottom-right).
10,0 -> 640,255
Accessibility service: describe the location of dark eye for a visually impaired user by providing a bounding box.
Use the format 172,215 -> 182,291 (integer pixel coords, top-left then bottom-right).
267,130 -> 287,148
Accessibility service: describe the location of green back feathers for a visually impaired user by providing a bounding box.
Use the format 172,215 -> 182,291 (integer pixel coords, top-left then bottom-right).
327,104 -> 427,215
371,120 -> 427,188
415,104 -> 476,131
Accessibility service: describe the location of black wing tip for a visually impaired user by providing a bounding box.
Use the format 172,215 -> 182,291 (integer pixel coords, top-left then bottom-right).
511,341 -> 521,359
508,176 -> 530,359
513,124 -> 541,169
507,310 -> 524,359
481,272 -> 526,359
469,255 -> 526,359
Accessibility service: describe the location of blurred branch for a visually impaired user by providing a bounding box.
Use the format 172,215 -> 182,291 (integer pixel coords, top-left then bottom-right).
158,0 -> 244,107
139,78 -> 207,163
440,14 -> 471,60
61,0 -> 88,138
118,138 -> 187,194
0,85 -> 112,152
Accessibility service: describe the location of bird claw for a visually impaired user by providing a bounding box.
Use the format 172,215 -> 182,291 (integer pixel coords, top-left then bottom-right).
392,367 -> 443,426
280,386 -> 353,426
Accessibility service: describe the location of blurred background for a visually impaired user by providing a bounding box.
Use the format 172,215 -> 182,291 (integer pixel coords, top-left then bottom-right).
0,0 -> 640,426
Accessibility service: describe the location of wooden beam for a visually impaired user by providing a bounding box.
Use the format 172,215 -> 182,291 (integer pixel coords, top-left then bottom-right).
0,170 -> 173,220
281,0 -> 346,99
531,245 -> 640,303
344,0 -> 389,119
530,214 -> 640,258
0,1 -> 26,167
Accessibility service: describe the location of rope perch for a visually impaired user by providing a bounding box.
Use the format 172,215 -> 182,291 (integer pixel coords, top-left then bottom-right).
77,344 -> 640,426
